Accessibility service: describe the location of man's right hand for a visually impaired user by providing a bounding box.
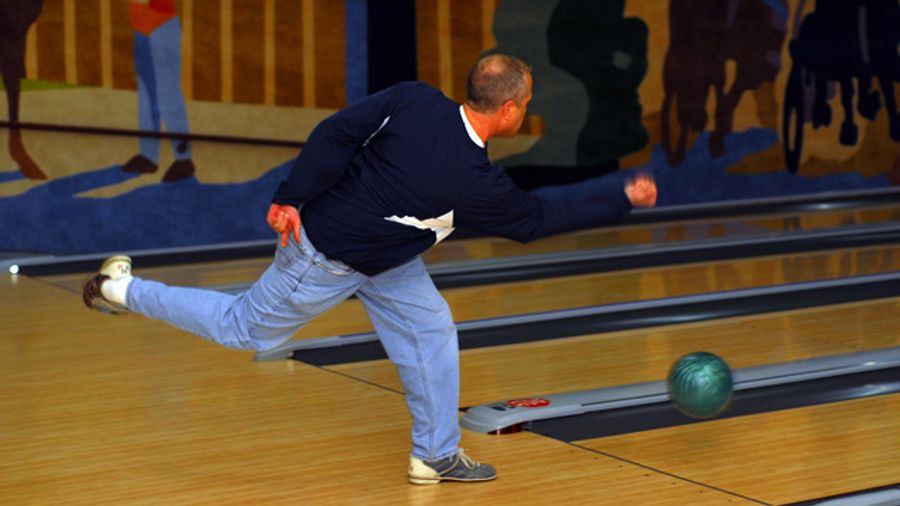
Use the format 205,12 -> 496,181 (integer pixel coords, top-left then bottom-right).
625,173 -> 658,208
267,204 -> 301,247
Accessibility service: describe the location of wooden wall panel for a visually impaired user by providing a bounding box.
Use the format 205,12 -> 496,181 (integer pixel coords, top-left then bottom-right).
415,0 -> 440,89
313,0 -> 346,109
275,0 -> 304,107
232,0 -> 265,104
34,1 -> 66,83
449,0 -> 483,103
74,0 -> 102,86
417,0 -> 494,102
191,0 -> 222,101
20,1 -> 350,109
110,0 -> 136,90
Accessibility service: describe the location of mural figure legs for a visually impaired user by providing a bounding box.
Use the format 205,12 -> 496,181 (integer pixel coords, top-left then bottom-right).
838,76 -> 859,146
661,0 -> 785,168
0,0 -> 47,180
878,73 -> 899,143
782,63 -> 805,173
783,0 -> 898,173
124,17 -> 194,182
861,0 -> 899,144
3,69 -> 46,180
856,0 -> 900,143
660,87 -> 688,168
856,73 -> 880,121
709,77 -> 746,159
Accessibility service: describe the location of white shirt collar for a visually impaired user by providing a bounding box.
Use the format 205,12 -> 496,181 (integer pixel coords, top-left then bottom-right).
459,105 -> 485,148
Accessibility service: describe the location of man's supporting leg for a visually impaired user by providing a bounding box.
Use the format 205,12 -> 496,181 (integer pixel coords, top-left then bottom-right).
358,256 -> 460,459
357,257 -> 495,483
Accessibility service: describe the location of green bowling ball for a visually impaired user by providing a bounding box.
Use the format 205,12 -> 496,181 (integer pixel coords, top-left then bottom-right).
667,352 -> 734,419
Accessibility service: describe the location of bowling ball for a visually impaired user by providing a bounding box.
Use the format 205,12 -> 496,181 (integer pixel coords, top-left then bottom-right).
667,352 -> 733,419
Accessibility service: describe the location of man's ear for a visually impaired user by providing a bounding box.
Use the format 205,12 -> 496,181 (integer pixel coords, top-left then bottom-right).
499,99 -> 516,119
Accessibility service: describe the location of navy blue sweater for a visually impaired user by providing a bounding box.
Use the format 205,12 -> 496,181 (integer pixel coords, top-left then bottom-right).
273,82 -> 631,275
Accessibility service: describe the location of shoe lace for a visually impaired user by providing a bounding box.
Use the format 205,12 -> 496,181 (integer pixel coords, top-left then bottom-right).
456,449 -> 479,469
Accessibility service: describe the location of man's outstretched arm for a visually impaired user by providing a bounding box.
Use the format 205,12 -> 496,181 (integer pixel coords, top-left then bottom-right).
457,168 -> 657,243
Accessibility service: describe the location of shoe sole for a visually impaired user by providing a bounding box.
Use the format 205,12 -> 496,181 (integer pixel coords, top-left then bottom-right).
408,475 -> 497,485
92,299 -> 129,315
82,274 -> 128,314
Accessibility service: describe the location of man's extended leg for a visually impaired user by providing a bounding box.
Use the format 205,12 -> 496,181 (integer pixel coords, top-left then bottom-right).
357,257 -> 496,484
84,228 -> 364,351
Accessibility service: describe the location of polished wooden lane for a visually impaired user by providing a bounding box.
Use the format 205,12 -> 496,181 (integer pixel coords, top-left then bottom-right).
41,243 -> 900,341
21,201 -> 900,284
9,256 -> 899,503
582,395 -> 899,505
427,203 -> 900,264
11,208 -> 900,503
328,299 -> 900,504
32,202 -> 900,310
329,297 -> 900,406
2,275 -> 764,505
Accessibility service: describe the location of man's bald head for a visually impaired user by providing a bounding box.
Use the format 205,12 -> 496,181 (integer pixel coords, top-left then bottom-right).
465,54 -> 532,113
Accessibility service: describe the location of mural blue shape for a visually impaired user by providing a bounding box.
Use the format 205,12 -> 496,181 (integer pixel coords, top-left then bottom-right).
0,161 -> 292,255
0,171 -> 26,183
0,129 -> 890,256
645,128 -> 889,206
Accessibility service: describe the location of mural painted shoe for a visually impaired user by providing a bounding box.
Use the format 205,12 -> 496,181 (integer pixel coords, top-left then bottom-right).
839,121 -> 858,146
162,159 -> 195,182
123,154 -> 158,173
10,131 -> 48,180
408,449 -> 497,485
857,91 -> 880,120
82,255 -> 132,314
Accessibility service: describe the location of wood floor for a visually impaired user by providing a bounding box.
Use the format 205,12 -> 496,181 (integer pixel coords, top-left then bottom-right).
3,211 -> 899,505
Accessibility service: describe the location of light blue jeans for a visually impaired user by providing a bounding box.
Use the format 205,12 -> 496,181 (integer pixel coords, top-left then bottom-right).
133,17 -> 192,163
126,227 -> 460,461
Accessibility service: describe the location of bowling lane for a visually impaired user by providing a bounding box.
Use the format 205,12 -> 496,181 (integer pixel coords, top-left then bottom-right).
0,270 -> 769,505
44,243 -> 900,341
327,296 -> 900,408
329,297 -> 899,502
428,203 -> 900,264
578,395 -> 899,505
30,202 -> 900,288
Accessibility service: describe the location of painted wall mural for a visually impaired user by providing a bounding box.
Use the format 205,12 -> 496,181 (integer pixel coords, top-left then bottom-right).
0,0 -> 46,180
125,0 -> 194,181
660,0 -> 786,168
783,0 -> 899,172
0,0 -> 897,255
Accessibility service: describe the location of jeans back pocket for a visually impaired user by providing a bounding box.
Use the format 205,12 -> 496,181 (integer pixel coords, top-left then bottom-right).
312,255 -> 355,277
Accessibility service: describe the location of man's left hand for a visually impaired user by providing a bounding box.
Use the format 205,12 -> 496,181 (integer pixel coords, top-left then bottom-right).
267,204 -> 301,247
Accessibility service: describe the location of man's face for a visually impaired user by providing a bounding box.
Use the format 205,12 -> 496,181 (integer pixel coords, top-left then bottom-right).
498,73 -> 533,137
